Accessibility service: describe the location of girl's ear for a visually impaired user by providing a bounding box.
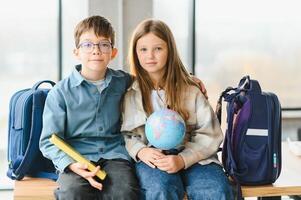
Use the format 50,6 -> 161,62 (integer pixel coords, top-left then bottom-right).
111,48 -> 118,59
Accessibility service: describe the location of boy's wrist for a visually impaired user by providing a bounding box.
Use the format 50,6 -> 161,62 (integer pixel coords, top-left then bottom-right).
65,164 -> 72,172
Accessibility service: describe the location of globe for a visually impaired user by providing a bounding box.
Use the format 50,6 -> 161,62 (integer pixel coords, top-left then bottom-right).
145,108 -> 186,150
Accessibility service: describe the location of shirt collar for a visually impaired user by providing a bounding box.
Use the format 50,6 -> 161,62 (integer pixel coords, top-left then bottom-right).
70,65 -> 85,88
129,79 -> 140,91
70,64 -> 125,88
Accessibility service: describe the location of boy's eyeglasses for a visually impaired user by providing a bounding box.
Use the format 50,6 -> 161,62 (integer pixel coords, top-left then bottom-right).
78,42 -> 113,53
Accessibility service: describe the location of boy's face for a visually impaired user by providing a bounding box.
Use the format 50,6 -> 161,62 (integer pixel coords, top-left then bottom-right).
74,30 -> 117,75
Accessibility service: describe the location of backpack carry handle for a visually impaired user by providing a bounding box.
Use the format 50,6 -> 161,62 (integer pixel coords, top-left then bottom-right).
216,75 -> 260,124
216,76 -> 251,124
238,75 -> 262,94
32,80 -> 56,90
238,75 -> 250,90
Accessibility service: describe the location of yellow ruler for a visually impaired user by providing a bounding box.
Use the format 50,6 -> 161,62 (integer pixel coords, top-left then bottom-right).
50,134 -> 106,180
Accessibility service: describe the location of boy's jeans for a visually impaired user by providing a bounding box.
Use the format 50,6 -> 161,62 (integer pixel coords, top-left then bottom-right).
55,159 -> 139,200
135,162 -> 234,200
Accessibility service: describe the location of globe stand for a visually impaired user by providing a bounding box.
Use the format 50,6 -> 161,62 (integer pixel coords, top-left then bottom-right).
162,146 -> 185,155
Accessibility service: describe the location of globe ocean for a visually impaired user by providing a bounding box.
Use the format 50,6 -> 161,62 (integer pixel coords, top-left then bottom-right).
145,109 -> 185,150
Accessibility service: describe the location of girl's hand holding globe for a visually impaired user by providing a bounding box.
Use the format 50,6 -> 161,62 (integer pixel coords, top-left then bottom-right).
138,109 -> 186,172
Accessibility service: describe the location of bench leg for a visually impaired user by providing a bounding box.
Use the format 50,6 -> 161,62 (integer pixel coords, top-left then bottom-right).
257,197 -> 281,200
290,195 -> 301,200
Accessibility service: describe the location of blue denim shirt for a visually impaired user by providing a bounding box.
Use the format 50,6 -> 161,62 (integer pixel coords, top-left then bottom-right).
39,65 -> 132,172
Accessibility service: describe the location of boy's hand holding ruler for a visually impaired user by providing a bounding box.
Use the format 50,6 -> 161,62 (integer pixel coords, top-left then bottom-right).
50,134 -> 106,180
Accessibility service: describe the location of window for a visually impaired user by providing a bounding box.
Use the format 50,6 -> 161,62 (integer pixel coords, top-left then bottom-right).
0,0 -> 58,181
195,0 -> 301,108
153,0 -> 194,72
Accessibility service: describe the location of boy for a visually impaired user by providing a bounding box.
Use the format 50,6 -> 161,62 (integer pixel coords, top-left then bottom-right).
39,15 -> 139,200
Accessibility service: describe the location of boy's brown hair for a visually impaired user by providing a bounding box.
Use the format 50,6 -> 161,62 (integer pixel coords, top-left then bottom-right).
74,15 -> 115,48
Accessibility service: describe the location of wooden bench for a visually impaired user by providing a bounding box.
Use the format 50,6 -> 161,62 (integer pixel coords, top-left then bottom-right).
14,142 -> 301,200
14,177 -> 57,200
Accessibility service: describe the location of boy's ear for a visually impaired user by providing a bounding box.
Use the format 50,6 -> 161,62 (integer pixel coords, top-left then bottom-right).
73,48 -> 80,59
111,48 -> 118,59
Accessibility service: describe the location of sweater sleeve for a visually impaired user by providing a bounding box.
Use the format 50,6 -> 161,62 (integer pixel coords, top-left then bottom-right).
121,89 -> 148,162
123,129 -> 147,162
179,91 -> 223,169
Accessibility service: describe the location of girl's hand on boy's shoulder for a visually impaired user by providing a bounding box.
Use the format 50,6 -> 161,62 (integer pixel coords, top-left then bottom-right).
68,162 -> 103,190
137,147 -> 165,168
153,155 -> 185,174
191,76 -> 208,99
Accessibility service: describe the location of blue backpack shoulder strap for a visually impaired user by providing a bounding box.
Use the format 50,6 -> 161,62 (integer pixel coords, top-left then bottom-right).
218,76 -> 253,200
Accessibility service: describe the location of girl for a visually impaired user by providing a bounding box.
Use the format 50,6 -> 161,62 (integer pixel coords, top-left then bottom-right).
121,19 -> 233,200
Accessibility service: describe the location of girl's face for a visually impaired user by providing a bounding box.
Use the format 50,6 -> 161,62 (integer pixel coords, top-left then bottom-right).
136,33 -> 168,80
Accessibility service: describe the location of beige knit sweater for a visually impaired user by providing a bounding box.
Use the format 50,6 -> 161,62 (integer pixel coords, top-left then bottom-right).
121,80 -> 223,169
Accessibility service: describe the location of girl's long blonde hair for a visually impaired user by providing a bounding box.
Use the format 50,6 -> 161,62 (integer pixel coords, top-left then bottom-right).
128,19 -> 197,121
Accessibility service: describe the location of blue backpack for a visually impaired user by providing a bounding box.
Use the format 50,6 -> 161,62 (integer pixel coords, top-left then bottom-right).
7,80 -> 58,180
216,76 -> 282,198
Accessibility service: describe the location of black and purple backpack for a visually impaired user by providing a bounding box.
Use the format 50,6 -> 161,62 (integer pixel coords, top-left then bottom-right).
216,75 -> 282,198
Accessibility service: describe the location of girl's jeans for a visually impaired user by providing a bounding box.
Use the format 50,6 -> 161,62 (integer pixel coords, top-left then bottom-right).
135,162 -> 234,200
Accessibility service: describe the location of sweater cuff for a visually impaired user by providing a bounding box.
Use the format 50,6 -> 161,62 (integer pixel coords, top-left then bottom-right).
129,142 -> 147,162
179,148 -> 201,169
